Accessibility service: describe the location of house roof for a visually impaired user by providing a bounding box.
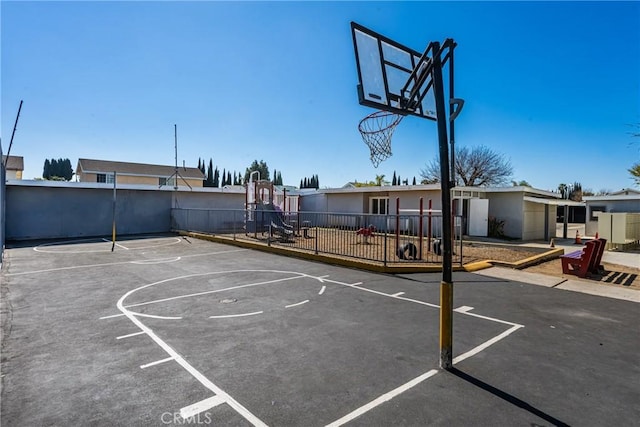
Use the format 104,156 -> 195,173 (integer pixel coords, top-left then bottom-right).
583,193 -> 640,202
2,155 -> 24,171
318,184 -> 442,194
609,188 -> 640,196
77,158 -> 205,180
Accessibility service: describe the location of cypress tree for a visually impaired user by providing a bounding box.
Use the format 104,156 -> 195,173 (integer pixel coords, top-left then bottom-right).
392,171 -> 397,185
206,161 -> 214,187
43,159 -> 51,179
412,176 -> 417,185
63,158 -> 73,180
213,167 -> 220,187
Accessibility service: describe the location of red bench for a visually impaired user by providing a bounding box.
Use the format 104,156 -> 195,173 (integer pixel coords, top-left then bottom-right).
588,238 -> 607,275
560,240 -> 597,278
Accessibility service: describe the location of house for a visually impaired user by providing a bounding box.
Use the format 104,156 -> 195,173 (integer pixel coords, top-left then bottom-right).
76,158 -> 205,188
298,184 -> 562,240
583,188 -> 640,236
2,155 -> 24,180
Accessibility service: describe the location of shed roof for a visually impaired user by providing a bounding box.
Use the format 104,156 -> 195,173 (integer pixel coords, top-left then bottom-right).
77,158 -> 205,180
2,155 -> 24,171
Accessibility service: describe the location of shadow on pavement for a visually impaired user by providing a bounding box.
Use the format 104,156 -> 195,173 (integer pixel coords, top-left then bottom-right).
448,368 -> 570,427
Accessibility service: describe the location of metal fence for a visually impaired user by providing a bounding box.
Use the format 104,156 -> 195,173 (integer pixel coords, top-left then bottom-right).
171,208 -> 463,266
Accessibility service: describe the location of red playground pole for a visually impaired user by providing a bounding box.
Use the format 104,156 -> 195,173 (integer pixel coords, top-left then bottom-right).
428,199 -> 432,252
395,197 -> 400,253
419,197 -> 424,259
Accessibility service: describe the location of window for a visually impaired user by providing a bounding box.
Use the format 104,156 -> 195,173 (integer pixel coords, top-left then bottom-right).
370,197 -> 389,215
159,177 -> 176,186
97,173 -> 115,184
590,206 -> 606,221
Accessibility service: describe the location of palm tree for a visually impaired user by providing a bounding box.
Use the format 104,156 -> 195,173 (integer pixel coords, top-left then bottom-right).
375,174 -> 385,186
558,183 -> 568,199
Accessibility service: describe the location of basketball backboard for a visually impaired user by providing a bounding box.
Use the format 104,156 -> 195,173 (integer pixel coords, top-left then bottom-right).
351,22 -> 437,120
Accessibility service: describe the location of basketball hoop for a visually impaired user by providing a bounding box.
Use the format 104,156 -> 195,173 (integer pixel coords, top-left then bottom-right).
358,110 -> 404,167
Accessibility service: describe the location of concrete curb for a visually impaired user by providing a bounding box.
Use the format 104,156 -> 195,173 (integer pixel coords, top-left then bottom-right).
179,231 -> 564,274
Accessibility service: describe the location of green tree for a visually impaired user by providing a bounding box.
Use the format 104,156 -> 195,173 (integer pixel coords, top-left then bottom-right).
558,183 -> 569,199
629,124 -> 640,186
412,176 -> 416,185
375,174 -> 385,186
43,159 -> 51,179
213,167 -> 220,187
569,182 -> 583,201
512,180 -> 531,187
205,159 -> 214,187
42,158 -> 73,181
244,159 -> 270,183
392,171 -> 397,185
421,145 -> 513,186
62,158 -> 73,180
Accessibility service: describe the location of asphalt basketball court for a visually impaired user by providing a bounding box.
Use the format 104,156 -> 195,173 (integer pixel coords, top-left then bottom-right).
1,234 -> 638,426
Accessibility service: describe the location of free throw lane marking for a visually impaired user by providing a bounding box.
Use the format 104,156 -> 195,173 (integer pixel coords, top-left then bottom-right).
391,292 -> 405,297
140,356 -> 174,369
326,369 -> 439,427
116,331 -> 145,340
180,395 -> 225,419
319,285 -> 326,295
453,324 -> 524,365
454,305 -> 474,313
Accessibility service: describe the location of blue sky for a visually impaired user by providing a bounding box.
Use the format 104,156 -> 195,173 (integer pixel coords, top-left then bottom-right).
2,1 -> 639,192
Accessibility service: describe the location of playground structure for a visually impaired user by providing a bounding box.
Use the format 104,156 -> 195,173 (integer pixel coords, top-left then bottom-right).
245,171 -> 299,241
240,179 -> 459,262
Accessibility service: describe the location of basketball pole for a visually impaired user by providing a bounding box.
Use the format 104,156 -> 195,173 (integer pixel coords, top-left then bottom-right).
111,171 -> 117,252
431,42 -> 454,370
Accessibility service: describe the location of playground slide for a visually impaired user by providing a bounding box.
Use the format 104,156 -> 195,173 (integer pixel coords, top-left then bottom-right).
257,203 -> 294,234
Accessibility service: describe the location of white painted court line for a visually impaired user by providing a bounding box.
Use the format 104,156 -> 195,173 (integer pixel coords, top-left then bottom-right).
130,257 -> 181,265
319,285 -> 326,295
285,299 -> 309,308
391,292 -> 405,297
117,273 -> 273,426
458,309 -> 524,327
125,311 -> 183,320
326,369 -> 439,427
102,238 -> 129,250
7,249 -> 247,276
453,324 -> 524,365
116,331 -> 145,340
100,313 -> 126,320
349,284 -> 440,309
209,311 -> 263,319
124,273 -> 305,309
454,305 -> 474,313
140,356 -> 174,369
180,395 -> 225,419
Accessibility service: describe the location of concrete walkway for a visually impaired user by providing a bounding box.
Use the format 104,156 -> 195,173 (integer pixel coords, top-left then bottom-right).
520,238 -> 639,269
474,266 -> 640,303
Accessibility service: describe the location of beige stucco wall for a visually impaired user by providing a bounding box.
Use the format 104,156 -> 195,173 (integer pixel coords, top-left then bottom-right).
6,170 -> 22,180
79,172 -> 202,187
522,201 -> 547,240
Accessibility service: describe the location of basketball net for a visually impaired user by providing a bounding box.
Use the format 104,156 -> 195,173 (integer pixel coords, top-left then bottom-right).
358,110 -> 404,167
